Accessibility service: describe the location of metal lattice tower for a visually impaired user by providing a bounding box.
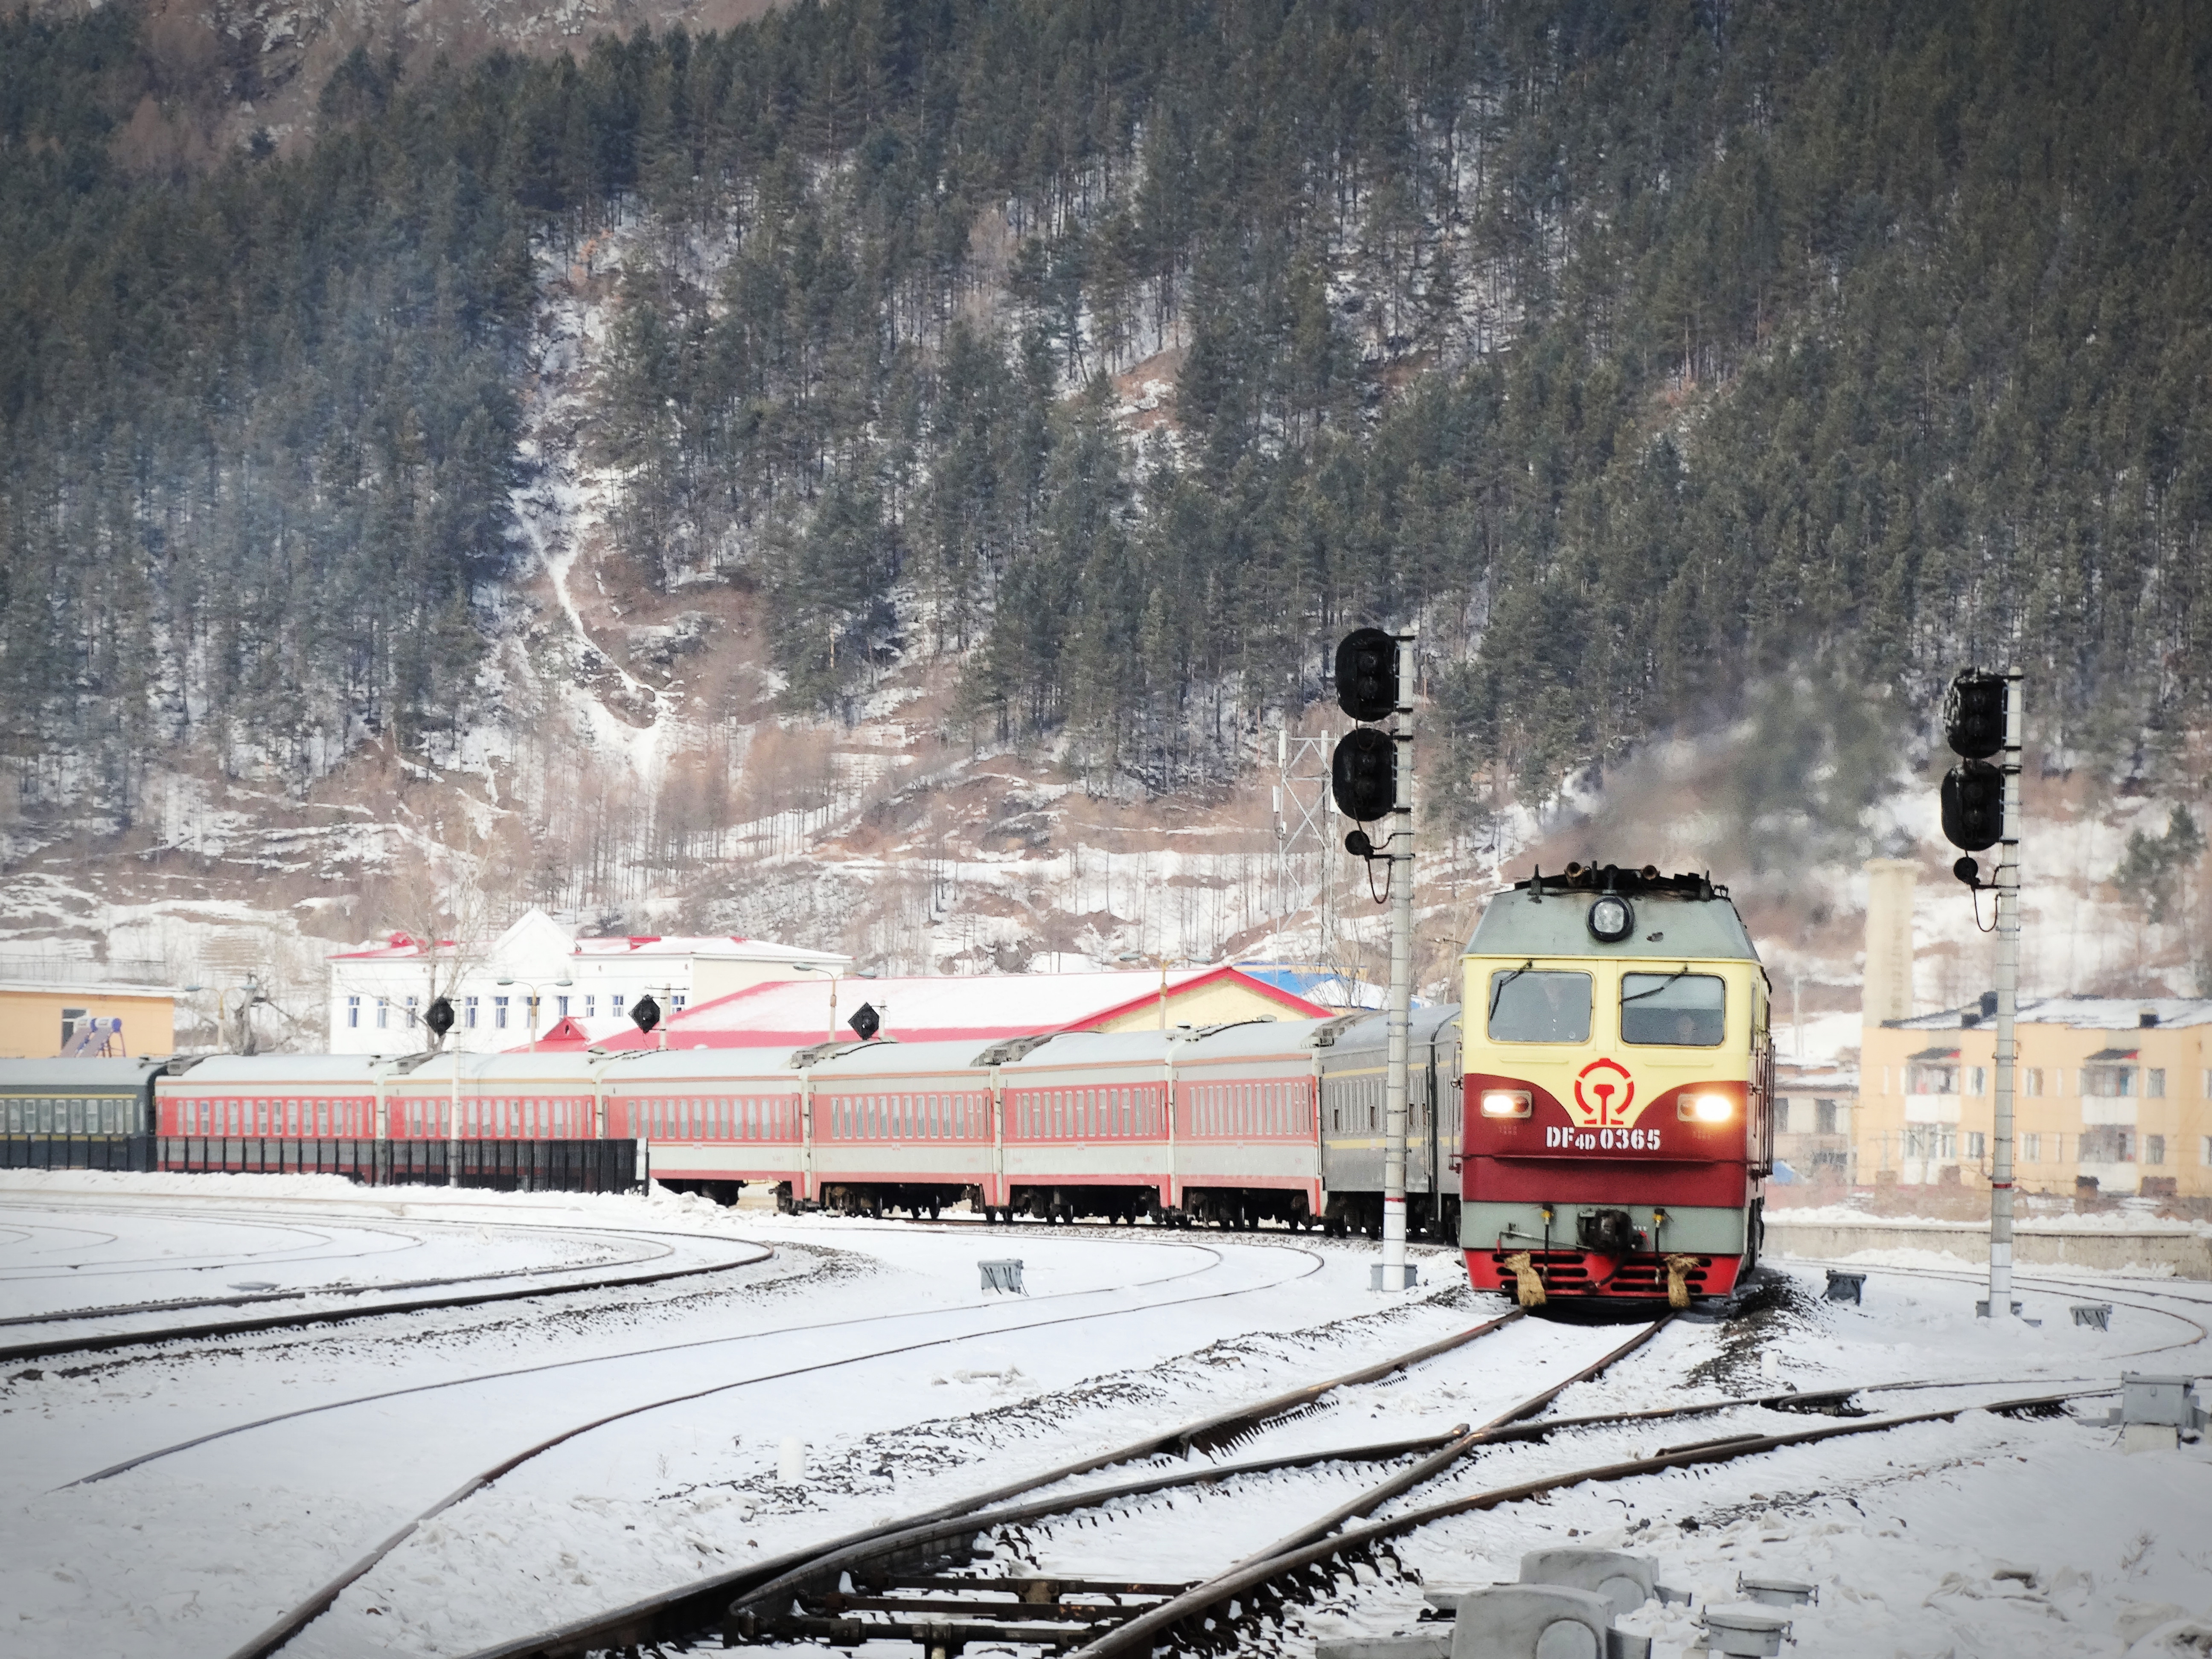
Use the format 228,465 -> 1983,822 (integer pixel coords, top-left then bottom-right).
1273,722 -> 1345,977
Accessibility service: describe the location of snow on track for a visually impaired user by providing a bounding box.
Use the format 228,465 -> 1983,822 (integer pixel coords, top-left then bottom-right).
1,1176 -> 1463,1659
12,1176 -> 2204,1659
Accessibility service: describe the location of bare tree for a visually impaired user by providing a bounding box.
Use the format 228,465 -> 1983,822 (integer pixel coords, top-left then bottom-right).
371,835 -> 499,1049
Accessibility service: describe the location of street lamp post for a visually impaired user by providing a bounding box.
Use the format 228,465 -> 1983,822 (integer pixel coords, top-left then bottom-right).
788,962 -> 874,1040
497,976 -> 574,1053
1116,951 -> 1182,1030
182,975 -> 265,1054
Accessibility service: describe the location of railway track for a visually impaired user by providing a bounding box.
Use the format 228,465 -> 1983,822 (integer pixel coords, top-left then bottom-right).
1784,1254 -> 2211,1363
0,1219 -> 778,1365
436,1301 -> 1551,1659
445,1263 -> 2154,1659
163,1236 -> 1338,1659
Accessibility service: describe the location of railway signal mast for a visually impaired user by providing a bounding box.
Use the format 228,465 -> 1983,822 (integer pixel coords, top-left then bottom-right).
1333,625 -> 1418,1291
1940,668 -> 2022,1319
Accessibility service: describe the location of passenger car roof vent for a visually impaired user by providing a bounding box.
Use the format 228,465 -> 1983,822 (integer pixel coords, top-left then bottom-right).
972,1032 -> 1068,1066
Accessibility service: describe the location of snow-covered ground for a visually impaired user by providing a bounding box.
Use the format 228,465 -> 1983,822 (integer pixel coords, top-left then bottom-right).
0,1175 -> 2205,1659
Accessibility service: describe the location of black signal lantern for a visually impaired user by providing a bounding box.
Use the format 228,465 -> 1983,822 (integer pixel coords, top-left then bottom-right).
1335,627 -> 1400,722
1331,726 -> 1395,822
1941,759 -> 2004,852
1943,670 -> 2007,760
423,996 -> 455,1040
631,993 -> 662,1035
847,1002 -> 882,1042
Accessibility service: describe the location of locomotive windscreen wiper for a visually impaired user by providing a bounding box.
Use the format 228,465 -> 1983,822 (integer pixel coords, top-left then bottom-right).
1487,960 -> 1537,1021
1620,966 -> 1695,1005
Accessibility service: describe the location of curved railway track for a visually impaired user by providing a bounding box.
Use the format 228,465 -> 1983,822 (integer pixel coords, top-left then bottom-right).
0,1223 -> 778,1365
1782,1254 -> 2211,1363
215,1237 -> 1348,1659
389,1301 -> 1546,1659
446,1260 -> 2190,1659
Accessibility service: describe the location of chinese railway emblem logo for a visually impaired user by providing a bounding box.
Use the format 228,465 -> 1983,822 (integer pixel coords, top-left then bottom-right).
1570,1058 -> 1636,1127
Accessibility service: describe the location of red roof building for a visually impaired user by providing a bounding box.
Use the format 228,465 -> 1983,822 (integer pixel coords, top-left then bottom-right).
582,965 -> 1328,1051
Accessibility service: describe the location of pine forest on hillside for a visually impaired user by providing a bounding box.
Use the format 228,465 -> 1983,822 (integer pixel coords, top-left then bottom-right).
2,0 -> 2209,856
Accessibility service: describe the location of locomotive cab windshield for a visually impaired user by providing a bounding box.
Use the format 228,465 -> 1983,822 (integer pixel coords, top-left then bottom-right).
1459,864 -> 1771,1308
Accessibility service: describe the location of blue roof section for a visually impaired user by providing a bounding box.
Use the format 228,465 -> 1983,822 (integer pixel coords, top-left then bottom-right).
1235,963 -> 1390,1010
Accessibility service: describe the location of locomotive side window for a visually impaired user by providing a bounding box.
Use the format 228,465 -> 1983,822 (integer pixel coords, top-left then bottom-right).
1486,971 -> 1592,1043
1620,973 -> 1726,1046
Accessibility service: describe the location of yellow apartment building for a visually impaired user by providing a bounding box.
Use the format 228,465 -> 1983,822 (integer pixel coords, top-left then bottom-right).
0,981 -> 177,1059
1857,997 -> 2210,1198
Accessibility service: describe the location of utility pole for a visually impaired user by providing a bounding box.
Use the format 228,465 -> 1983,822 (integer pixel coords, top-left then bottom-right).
1937,667 -> 2020,1320
1331,623 -> 1418,1291
1987,671 -> 2023,1318
1380,627 -> 1417,1292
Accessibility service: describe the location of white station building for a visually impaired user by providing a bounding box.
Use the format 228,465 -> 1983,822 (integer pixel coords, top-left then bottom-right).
326,910 -> 851,1053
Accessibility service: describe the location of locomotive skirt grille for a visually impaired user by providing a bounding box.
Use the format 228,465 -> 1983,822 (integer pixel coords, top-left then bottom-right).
1486,1249 -> 1713,1297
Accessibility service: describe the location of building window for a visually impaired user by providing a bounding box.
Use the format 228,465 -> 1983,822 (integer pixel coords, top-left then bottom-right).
1909,1063 -> 1958,1095
465,996 -> 479,1028
2080,1125 -> 2136,1163
611,995 -> 626,1019
1965,1130 -> 1986,1160
2024,1068 -> 2043,1097
2201,1135 -> 2212,1165
557,996 -> 570,1016
2021,1132 -> 2040,1163
376,1000 -> 388,1029
1968,1066 -> 1987,1097
672,994 -> 687,1010
2145,1135 -> 2167,1166
2147,1068 -> 2166,1098
2083,1065 -> 2136,1098
405,995 -> 418,1027
495,996 -> 510,1030
1816,1099 -> 1840,1134
347,995 -> 361,1029
586,995 -> 597,1017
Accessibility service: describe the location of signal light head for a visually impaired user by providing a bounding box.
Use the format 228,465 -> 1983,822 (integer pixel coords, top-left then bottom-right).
1480,1090 -> 1532,1119
1331,727 -> 1396,822
1940,759 -> 2004,852
1681,1094 -> 1734,1123
1586,894 -> 1634,943
1335,627 -> 1400,722
1943,670 -> 2007,759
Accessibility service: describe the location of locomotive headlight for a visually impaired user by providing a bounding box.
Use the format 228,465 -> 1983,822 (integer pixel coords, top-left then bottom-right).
1586,894 -> 1634,943
1479,1090 -> 1533,1119
1680,1093 -> 1735,1123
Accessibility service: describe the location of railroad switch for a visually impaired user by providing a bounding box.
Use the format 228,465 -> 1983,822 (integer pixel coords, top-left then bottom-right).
1695,1604 -> 1795,1656
1517,1548 -> 1690,1616
1377,1566 -> 1672,1659
2109,1371 -> 2208,1453
1736,1574 -> 1816,1607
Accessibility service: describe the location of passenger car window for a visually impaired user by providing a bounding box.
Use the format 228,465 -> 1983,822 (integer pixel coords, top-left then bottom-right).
1621,973 -> 1726,1046
1487,971 -> 1592,1043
